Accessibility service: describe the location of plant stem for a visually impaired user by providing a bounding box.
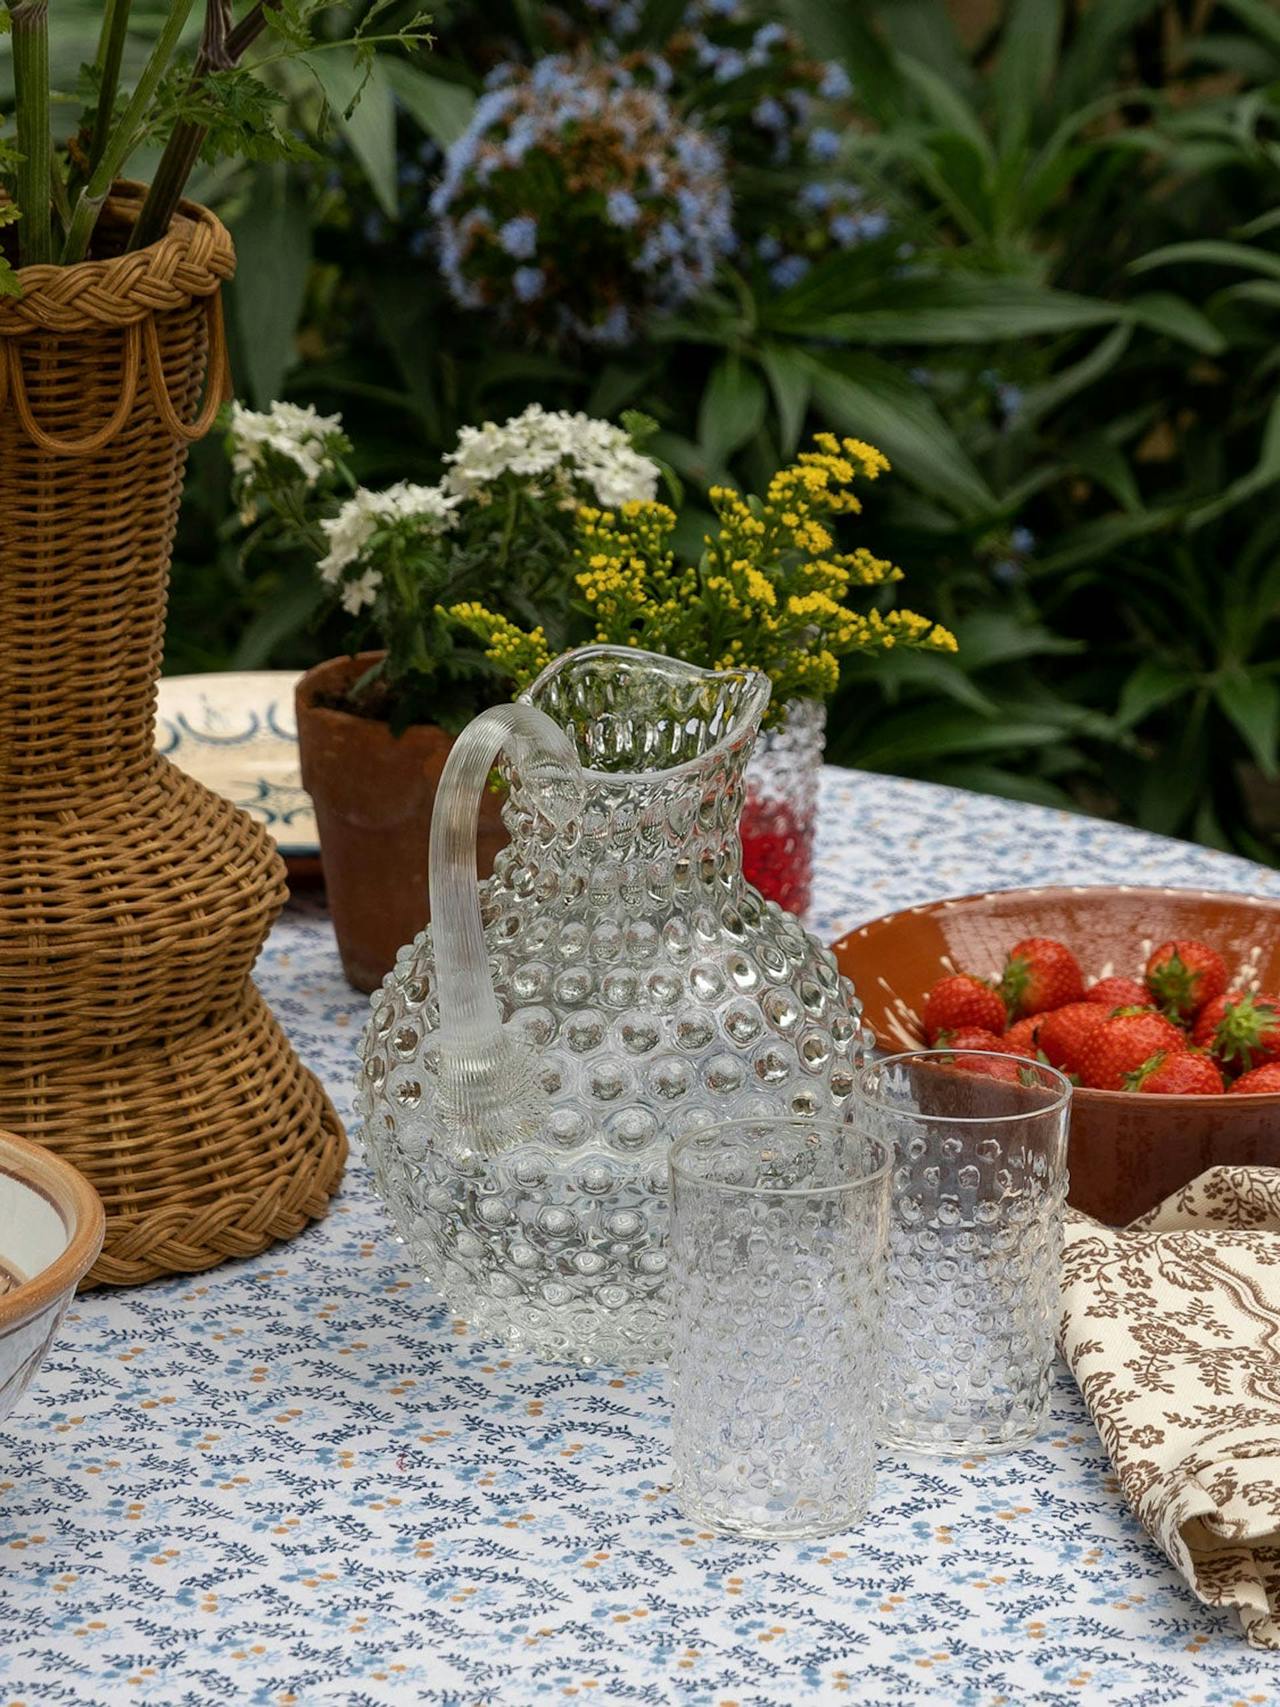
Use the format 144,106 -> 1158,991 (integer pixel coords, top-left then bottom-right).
88,0 -> 134,174
9,0 -> 53,267
128,0 -> 278,252
61,0 -> 199,264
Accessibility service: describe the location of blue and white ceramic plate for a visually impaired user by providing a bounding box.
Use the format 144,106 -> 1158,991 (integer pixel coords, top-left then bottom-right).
155,671 -> 318,857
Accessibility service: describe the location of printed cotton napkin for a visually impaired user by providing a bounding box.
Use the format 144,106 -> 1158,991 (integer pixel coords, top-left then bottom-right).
1060,1166 -> 1280,1648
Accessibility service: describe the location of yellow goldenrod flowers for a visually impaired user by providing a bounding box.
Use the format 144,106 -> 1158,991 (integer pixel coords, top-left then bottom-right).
449,434 -> 956,716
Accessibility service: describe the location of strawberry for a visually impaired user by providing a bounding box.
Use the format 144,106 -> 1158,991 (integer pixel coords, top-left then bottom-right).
1077,1010 -> 1188,1091
1192,993 -> 1235,1049
947,1050 -> 1023,1082
1193,990 -> 1280,1074
1125,1050 -> 1225,1096
1145,939 -> 1228,1022
1229,1062 -> 1280,1096
936,1027 -> 1007,1052
1086,976 -> 1152,1010
1001,1015 -> 1044,1059
922,974 -> 1007,1044
1000,937 -> 1084,1020
1036,1002 -> 1107,1076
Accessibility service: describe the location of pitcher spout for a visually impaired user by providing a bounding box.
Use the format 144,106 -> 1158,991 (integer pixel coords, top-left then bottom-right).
522,646 -> 771,779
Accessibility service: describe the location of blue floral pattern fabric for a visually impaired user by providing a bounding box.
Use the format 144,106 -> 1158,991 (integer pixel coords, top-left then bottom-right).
2,770 -> 1280,1706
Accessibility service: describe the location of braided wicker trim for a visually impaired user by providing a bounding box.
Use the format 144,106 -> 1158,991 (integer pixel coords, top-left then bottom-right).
0,182 -> 235,339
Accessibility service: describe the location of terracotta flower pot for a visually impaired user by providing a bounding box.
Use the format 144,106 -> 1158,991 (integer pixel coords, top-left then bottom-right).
297,653 -> 509,992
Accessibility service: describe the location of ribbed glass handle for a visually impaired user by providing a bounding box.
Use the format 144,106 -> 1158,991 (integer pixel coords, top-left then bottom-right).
428,702 -> 582,1158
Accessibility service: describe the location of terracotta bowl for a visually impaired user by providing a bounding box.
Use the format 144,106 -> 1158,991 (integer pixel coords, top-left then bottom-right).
0,1131 -> 104,1426
832,885 -> 1280,1226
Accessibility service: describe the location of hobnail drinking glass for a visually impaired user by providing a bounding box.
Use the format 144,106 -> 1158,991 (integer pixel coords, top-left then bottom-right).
855,1051 -> 1071,1456
667,1117 -> 890,1538
357,648 -> 867,1366
741,698 -> 826,917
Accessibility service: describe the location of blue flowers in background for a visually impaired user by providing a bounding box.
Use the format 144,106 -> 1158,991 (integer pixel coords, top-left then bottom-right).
351,0 -> 892,342
430,55 -> 734,346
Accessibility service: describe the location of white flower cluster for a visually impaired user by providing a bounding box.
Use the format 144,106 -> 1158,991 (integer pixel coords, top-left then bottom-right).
443,403 -> 660,508
227,400 -> 343,488
318,482 -> 462,614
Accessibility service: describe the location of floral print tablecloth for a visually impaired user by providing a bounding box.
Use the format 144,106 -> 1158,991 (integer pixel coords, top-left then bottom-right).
3,770 -> 1280,1707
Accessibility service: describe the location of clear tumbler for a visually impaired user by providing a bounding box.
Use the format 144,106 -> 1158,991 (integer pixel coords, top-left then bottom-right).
667,1117 -> 890,1539
856,1051 -> 1071,1456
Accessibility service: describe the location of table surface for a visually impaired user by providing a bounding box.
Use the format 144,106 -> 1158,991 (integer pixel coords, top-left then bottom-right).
4,770 -> 1280,1707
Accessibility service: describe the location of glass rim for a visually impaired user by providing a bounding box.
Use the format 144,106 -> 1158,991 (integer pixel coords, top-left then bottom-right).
856,1049 -> 1073,1125
668,1116 -> 891,1199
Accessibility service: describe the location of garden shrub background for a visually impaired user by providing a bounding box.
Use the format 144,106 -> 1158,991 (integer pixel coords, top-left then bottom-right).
6,0 -> 1279,862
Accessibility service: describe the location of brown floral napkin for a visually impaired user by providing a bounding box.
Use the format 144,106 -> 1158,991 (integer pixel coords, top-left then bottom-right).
1060,1166 -> 1280,1648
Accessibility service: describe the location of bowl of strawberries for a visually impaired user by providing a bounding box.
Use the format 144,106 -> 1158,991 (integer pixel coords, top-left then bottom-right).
832,886 -> 1280,1224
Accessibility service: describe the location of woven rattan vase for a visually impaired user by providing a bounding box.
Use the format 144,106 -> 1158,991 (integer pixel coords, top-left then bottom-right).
0,185 -> 346,1286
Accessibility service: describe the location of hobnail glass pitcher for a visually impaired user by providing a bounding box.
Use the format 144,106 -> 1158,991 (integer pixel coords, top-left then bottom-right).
356,646 -> 867,1364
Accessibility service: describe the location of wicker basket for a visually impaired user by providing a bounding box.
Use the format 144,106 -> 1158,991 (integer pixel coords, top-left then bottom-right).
0,185 -> 346,1286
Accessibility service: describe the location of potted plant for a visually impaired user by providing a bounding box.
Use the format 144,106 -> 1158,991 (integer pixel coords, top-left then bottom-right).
226,399 -> 664,989
0,2 -> 424,1283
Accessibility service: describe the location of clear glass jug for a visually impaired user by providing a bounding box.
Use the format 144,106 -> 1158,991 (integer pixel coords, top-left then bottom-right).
356,647 -> 867,1364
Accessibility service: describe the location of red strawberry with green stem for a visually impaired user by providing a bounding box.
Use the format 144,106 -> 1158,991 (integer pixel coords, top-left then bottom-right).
1229,1062 -> 1280,1095
1000,937 -> 1084,1020
1001,1015 -> 1044,1059
1086,976 -> 1152,1010
922,974 -> 1007,1045
1145,940 -> 1228,1022
1077,1010 -> 1188,1091
1193,990 -> 1280,1074
1036,1003 -> 1107,1076
1126,1050 -> 1224,1095
934,1027 -> 1006,1053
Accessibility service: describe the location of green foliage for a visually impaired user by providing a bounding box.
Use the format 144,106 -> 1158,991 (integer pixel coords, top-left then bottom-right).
0,0 -> 432,264
9,1 -> 1277,860
164,0 -> 1278,860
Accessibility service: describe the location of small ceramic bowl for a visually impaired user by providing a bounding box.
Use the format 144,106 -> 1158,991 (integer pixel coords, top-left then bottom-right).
0,1131 -> 104,1426
833,885 -> 1280,1226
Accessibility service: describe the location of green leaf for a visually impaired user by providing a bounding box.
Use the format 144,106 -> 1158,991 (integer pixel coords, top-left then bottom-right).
1216,671 -> 1280,776
308,47 -> 396,219
897,54 -> 991,158
954,611 -> 1083,670
779,0 -> 904,123
1188,393 -> 1280,527
1129,240 -> 1280,282
932,764 -> 1076,810
809,352 -> 996,519
1126,292 -> 1226,355
1236,208 -> 1280,240
698,355 -> 767,470
227,166 -> 312,408
774,277 -> 1123,343
1136,699 -> 1208,837
231,575 -> 327,670
1068,434 -> 1142,513
1019,323 -> 1132,426
844,648 -> 999,716
1030,508 -> 1179,574
1217,0 -> 1280,54
1115,659 -> 1194,731
882,1 -> 973,94
992,0 -> 1063,154
852,706 -> 1064,770
758,343 -> 811,457
382,59 -> 475,148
